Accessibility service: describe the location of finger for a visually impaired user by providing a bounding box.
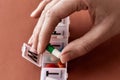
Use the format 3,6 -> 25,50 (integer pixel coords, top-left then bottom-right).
60,14 -> 115,63
30,0 -> 60,52
37,0 -> 88,53
31,0 -> 51,18
28,35 -> 33,45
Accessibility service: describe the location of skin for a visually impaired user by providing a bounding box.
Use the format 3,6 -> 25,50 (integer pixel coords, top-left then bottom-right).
28,0 -> 120,63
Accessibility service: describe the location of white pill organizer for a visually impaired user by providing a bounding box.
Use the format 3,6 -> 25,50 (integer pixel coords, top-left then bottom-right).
21,17 -> 70,80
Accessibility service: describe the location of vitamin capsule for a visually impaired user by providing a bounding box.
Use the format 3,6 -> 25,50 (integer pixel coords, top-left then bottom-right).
57,61 -> 65,68
45,63 -> 58,68
49,55 -> 59,62
46,44 -> 61,58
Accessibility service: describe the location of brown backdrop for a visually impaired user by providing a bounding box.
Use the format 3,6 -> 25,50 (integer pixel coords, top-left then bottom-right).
0,0 -> 120,80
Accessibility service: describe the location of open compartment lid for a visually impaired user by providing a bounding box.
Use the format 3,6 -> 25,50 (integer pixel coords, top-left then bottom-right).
21,43 -> 42,67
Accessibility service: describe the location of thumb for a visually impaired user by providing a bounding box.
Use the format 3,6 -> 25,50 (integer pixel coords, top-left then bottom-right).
60,15 -> 116,63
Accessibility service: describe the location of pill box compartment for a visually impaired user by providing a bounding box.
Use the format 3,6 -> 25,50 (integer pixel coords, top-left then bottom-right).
51,26 -> 70,40
51,18 -> 70,41
41,52 -> 68,80
41,67 -> 68,80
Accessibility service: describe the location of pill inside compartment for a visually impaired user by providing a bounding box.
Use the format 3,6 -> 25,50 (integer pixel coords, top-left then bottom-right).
42,52 -> 66,68
41,52 -> 67,80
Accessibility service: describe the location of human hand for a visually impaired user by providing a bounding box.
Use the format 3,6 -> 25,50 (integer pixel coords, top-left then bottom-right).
28,0 -> 120,63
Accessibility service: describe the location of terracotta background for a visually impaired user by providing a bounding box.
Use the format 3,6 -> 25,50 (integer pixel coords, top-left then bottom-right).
0,0 -> 120,80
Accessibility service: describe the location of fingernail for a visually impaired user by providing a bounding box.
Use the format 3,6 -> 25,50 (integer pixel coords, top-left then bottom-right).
28,40 -> 32,45
30,11 -> 36,17
37,44 -> 42,54
37,49 -> 40,54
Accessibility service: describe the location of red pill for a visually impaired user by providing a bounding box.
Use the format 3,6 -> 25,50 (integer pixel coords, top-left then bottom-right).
57,61 -> 65,68
45,63 -> 58,68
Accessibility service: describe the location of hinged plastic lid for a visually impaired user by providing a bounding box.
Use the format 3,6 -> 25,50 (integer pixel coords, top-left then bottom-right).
21,43 -> 42,67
